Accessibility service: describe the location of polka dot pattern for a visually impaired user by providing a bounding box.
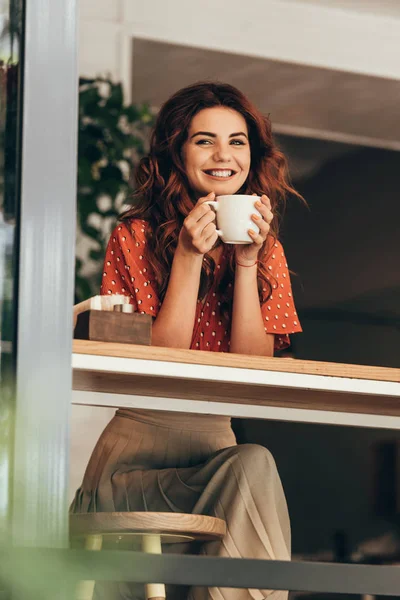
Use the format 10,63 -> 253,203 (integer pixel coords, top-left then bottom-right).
100,220 -> 302,352
100,220 -> 158,317
260,240 -> 302,349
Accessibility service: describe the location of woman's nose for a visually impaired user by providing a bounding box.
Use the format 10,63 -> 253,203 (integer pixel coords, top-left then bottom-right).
213,145 -> 232,162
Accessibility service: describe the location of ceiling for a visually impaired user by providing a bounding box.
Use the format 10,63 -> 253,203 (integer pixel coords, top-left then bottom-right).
132,38 -> 400,152
284,0 -> 400,19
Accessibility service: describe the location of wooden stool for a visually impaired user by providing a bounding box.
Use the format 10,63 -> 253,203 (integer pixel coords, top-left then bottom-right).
70,512 -> 226,600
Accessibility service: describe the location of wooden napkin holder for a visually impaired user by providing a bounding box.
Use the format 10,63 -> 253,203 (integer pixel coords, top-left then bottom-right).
74,310 -> 152,345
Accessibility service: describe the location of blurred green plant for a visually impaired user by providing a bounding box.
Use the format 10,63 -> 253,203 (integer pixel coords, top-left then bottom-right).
75,77 -> 154,303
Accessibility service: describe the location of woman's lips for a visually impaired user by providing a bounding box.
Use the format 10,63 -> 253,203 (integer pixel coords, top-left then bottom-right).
202,169 -> 236,180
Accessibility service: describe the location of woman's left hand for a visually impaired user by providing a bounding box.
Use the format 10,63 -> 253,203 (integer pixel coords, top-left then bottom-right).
235,194 -> 273,266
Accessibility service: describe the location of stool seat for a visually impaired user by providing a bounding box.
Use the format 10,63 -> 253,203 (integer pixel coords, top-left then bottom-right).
70,511 -> 226,544
70,512 -> 226,600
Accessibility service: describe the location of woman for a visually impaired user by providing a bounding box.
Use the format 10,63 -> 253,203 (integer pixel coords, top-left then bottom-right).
72,82 -> 303,600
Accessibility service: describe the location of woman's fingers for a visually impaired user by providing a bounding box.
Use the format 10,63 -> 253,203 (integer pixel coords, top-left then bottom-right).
248,228 -> 266,246
203,222 -> 218,244
198,191 -> 215,204
193,208 -> 216,236
248,194 -> 272,245
195,191 -> 215,212
260,193 -> 272,210
185,192 -> 216,228
185,203 -> 211,228
193,221 -> 217,253
184,191 -> 273,254
184,208 -> 215,247
178,192 -> 218,256
252,214 -> 270,235
253,208 -> 273,228
255,196 -> 272,217
182,200 -> 217,254
254,195 -> 273,227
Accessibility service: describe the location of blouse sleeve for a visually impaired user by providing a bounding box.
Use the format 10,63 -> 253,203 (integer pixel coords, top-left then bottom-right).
260,239 -> 302,351
100,220 -> 160,317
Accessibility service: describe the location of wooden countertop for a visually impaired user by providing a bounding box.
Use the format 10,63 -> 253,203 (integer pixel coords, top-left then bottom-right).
72,340 -> 400,428
73,340 -> 399,382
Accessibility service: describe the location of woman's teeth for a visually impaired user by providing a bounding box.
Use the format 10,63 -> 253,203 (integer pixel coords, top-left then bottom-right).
206,170 -> 233,178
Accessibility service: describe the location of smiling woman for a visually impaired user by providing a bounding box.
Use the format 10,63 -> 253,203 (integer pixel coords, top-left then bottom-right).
182,107 -> 251,196
72,81 -> 304,600
117,81 -> 303,351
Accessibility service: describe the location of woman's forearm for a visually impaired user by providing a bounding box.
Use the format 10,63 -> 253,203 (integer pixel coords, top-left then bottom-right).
230,264 -> 274,356
151,247 -> 203,349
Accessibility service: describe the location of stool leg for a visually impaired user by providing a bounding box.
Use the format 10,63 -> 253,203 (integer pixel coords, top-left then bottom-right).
75,534 -> 103,600
142,534 -> 166,600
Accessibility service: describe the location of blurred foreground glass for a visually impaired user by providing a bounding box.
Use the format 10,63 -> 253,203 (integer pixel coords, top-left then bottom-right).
0,0 -> 23,545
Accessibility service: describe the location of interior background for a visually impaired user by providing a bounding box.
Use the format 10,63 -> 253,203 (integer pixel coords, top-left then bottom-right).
71,0 -> 400,567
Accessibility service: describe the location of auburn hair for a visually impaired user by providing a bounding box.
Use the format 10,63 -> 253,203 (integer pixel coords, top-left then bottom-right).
121,81 -> 303,310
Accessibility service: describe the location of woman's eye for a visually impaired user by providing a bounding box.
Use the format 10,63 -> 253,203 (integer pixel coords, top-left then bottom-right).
195,138 -> 246,146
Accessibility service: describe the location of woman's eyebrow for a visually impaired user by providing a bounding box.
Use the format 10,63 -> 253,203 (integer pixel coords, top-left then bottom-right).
190,131 -> 248,139
229,132 -> 248,138
190,131 -> 216,139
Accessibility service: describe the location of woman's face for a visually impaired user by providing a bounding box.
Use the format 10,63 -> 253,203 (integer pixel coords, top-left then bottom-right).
182,106 -> 251,198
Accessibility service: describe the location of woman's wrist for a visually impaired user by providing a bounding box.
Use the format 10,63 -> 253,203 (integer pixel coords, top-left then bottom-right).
175,242 -> 205,265
235,258 -> 258,268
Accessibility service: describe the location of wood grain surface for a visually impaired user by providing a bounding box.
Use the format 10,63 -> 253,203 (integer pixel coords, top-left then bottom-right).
74,311 -> 152,345
73,339 -> 400,383
73,369 -> 400,417
70,512 -> 226,541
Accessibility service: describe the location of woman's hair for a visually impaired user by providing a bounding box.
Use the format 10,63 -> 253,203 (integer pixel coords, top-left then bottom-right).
121,81 -> 303,309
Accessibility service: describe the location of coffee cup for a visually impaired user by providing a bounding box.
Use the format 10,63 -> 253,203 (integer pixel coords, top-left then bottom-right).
205,194 -> 261,244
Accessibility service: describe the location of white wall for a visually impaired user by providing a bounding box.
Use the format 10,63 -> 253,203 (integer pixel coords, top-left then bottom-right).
78,0 -> 127,83
79,0 -> 400,101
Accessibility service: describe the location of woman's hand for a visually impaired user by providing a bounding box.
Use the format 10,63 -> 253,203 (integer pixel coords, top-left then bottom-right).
235,194 -> 273,266
177,192 -> 219,256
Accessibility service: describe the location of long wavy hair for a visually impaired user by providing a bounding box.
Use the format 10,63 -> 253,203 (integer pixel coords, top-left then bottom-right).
121,81 -> 303,310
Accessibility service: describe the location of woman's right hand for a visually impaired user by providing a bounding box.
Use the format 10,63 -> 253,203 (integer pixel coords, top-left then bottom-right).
177,192 -> 218,256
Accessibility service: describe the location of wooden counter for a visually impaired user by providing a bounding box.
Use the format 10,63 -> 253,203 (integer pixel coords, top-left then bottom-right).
72,340 -> 400,429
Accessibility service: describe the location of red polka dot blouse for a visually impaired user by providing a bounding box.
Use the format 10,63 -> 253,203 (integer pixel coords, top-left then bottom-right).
100,219 -> 302,352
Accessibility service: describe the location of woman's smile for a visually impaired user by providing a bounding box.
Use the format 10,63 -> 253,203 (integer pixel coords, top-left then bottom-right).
182,106 -> 251,197
202,168 -> 237,180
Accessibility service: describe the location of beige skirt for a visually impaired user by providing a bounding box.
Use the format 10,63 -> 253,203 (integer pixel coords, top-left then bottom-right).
71,409 -> 291,600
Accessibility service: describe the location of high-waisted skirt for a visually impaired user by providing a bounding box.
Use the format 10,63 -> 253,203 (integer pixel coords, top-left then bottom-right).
70,408 -> 291,600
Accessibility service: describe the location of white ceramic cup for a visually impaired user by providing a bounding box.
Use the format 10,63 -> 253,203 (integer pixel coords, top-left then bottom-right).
205,194 -> 261,244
